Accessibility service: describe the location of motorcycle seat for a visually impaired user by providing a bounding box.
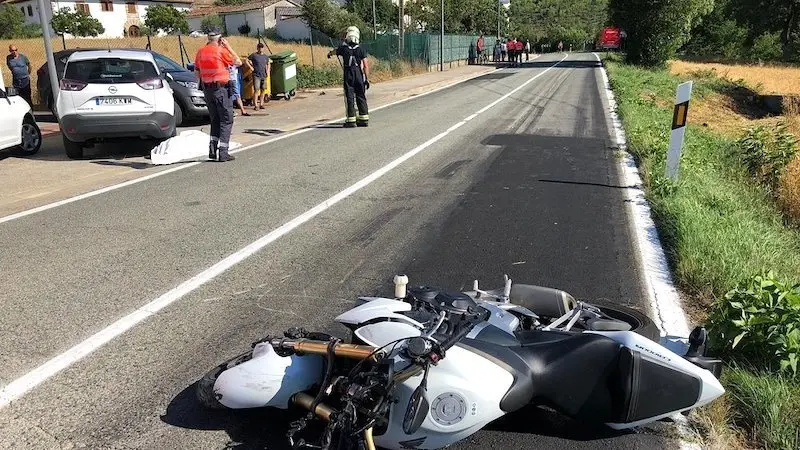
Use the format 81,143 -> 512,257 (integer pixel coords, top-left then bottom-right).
461,332 -> 623,418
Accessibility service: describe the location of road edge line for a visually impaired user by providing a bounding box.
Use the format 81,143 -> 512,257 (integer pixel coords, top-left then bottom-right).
0,55 -> 566,410
592,53 -> 702,450
0,64 -> 508,226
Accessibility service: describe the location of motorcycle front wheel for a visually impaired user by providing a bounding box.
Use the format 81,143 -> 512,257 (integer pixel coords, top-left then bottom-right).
196,350 -> 253,409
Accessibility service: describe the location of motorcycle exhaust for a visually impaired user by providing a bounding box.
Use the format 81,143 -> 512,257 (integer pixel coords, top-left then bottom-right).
292,393 -> 377,450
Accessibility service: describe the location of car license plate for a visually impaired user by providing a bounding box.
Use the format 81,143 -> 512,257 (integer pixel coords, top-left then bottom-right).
96,97 -> 133,105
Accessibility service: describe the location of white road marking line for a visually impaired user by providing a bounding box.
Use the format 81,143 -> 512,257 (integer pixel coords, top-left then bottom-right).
0,55 -> 567,409
592,52 -> 690,340
0,66 -> 510,226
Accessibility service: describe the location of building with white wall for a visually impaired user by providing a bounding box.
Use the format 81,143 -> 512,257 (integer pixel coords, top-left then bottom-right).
186,0 -> 308,40
2,0 -> 192,38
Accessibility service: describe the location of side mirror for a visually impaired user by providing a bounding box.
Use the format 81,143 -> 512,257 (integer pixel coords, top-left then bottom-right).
186,63 -> 195,71
402,381 -> 429,435
6,87 -> 18,97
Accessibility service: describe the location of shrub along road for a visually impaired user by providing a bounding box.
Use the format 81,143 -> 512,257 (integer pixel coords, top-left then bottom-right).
0,53 -> 680,449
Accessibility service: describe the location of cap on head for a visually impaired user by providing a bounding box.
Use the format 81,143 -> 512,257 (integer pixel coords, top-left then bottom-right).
207,28 -> 221,39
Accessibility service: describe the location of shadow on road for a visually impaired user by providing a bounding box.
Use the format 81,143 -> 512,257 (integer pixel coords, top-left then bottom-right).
161,380 -> 645,448
161,382 -> 303,450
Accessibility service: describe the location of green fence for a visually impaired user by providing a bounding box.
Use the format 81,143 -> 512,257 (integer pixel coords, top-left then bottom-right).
361,33 -> 497,67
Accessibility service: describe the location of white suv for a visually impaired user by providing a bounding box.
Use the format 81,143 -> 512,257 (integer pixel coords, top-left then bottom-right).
56,49 -> 176,159
0,66 -> 42,156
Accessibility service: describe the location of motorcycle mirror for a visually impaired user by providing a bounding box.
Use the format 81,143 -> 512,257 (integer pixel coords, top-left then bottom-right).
402,381 -> 429,435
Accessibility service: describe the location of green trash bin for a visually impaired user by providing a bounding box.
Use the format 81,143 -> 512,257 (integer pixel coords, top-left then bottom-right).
269,51 -> 298,101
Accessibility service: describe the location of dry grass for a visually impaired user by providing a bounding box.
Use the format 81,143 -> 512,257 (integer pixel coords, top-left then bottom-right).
0,36 -> 334,106
690,397 -> 747,450
671,60 -> 800,94
779,154 -> 800,221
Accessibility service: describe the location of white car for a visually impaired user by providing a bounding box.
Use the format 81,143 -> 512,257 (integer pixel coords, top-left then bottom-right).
0,66 -> 42,156
56,49 -> 176,159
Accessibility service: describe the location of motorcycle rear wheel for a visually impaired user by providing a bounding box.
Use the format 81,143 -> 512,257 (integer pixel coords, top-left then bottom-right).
196,350 -> 253,409
588,301 -> 661,342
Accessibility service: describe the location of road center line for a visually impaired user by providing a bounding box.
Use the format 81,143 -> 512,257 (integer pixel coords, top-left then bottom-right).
0,54 -> 567,409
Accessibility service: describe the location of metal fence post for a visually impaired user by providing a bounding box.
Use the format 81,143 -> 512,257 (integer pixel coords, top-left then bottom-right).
440,0 -> 444,72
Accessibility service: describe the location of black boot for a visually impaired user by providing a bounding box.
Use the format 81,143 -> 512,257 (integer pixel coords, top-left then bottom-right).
208,140 -> 218,161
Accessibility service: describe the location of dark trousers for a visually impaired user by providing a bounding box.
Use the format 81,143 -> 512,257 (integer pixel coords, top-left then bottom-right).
15,82 -> 32,107
344,73 -> 368,124
203,83 -> 234,158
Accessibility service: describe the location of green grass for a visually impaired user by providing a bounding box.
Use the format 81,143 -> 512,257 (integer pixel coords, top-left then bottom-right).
605,58 -> 800,301
724,367 -> 800,450
604,55 -> 800,449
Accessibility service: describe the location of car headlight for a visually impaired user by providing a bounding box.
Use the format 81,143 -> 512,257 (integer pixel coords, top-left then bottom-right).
176,80 -> 199,90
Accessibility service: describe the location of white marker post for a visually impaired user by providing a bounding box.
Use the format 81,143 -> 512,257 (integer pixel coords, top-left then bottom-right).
666,81 -> 693,182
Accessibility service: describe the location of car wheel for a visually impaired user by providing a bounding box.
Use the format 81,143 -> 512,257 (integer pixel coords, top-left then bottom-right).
174,100 -> 184,127
17,116 -> 42,155
63,135 -> 84,159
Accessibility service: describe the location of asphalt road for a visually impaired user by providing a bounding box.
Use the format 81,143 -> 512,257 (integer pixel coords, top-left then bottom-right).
0,53 -> 678,449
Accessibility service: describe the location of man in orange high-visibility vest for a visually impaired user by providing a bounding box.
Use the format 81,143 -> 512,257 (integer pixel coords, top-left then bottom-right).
194,28 -> 242,162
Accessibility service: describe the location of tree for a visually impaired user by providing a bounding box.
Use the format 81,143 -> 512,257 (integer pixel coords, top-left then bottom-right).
302,0 -> 365,38
200,14 -> 224,34
0,4 -> 24,39
608,0 -> 713,67
144,5 -> 189,35
508,0 -> 606,46
50,7 -> 105,37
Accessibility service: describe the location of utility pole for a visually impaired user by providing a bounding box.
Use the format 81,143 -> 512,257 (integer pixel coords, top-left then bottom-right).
372,0 -> 377,40
36,0 -> 59,117
496,0 -> 500,39
398,0 -> 404,56
440,0 -> 444,71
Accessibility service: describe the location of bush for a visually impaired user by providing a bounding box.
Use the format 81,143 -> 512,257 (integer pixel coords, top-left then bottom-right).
707,272 -> 800,377
735,124 -> 798,192
751,32 -> 783,62
296,64 -> 341,88
238,23 -> 251,35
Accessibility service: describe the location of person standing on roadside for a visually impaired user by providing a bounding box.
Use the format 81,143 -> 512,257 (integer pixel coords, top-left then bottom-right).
476,34 -> 484,64
248,43 -> 270,110
525,39 -> 531,61
194,29 -> 241,162
6,45 -> 32,107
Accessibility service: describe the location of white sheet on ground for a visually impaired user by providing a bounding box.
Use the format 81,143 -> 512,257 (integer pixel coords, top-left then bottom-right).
150,130 -> 242,165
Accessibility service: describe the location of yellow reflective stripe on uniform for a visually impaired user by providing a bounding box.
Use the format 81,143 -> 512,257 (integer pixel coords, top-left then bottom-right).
346,117 -> 357,123
357,115 -> 369,120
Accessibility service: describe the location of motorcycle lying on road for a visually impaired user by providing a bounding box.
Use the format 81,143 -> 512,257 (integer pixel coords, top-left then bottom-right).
196,275 -> 725,450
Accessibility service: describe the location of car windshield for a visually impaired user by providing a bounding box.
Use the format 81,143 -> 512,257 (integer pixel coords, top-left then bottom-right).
152,53 -> 186,73
64,58 -> 158,84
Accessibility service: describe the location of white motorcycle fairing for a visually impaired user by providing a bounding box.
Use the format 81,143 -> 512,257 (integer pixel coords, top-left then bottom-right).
336,297 -> 425,329
214,342 -> 324,409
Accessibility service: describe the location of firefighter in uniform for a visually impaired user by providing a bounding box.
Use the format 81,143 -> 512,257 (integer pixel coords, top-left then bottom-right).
194,29 -> 242,162
328,26 -> 370,128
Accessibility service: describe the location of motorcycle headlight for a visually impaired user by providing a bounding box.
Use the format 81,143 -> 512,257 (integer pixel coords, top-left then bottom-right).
176,80 -> 199,90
